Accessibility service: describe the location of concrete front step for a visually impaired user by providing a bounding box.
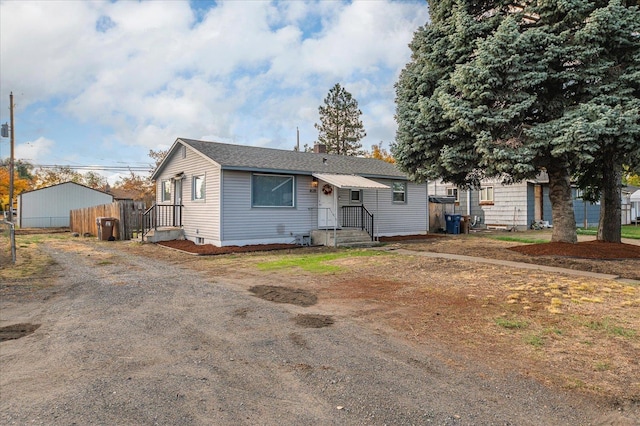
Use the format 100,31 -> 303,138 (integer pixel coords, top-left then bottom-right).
311,229 -> 377,247
144,227 -> 184,243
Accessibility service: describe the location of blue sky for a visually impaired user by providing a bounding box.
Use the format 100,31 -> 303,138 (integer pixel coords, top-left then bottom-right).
0,0 -> 430,182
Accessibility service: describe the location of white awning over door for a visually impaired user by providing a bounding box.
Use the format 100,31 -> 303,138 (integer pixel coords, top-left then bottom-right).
312,173 -> 390,189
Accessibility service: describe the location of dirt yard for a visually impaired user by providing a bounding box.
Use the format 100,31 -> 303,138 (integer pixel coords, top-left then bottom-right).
1,231 -> 639,424
152,232 -> 640,404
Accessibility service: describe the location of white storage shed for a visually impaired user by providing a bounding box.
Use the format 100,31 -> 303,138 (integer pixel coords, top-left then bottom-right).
18,182 -> 113,228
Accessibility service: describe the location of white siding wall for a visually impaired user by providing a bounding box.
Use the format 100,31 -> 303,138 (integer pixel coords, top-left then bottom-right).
156,145 -> 221,244
18,183 -> 113,228
481,181 -> 529,228
221,171 -> 317,246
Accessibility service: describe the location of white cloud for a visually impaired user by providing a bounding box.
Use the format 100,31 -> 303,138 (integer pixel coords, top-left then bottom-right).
0,0 -> 430,165
15,137 -> 54,164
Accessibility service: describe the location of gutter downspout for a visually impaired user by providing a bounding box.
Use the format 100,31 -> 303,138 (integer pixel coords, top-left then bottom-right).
376,189 -> 379,241
426,180 -> 429,234
333,187 -> 337,247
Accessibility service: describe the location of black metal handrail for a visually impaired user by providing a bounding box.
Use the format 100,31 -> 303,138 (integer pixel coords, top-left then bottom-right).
141,204 -> 182,240
341,205 -> 374,241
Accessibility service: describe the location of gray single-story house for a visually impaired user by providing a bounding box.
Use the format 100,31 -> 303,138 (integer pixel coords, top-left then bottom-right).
149,138 -> 429,246
18,181 -> 114,228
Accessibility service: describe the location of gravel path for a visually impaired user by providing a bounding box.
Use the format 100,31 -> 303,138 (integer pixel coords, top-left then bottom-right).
0,241 -> 633,425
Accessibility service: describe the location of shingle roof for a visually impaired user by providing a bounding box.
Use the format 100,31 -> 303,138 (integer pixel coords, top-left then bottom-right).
177,138 -> 406,179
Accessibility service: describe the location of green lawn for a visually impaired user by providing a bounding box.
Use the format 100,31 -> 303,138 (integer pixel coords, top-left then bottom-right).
256,250 -> 386,273
577,225 -> 640,239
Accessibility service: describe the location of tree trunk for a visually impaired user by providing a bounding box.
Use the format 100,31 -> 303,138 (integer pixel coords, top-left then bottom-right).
547,164 -> 577,243
597,157 -> 622,243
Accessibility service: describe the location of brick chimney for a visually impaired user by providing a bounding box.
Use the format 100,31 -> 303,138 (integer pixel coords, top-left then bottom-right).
314,143 -> 327,154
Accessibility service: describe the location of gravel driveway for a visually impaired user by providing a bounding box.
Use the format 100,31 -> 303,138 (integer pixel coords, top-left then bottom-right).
0,240 -> 634,425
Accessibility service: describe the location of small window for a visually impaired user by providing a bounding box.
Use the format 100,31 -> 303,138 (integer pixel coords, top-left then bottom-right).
392,182 -> 407,203
480,186 -> 494,203
195,237 -> 204,245
252,174 -> 295,207
181,145 -> 186,159
161,180 -> 171,202
350,190 -> 362,204
447,187 -> 459,202
192,175 -> 205,200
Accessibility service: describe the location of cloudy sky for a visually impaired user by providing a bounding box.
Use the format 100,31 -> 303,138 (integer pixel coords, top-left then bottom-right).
0,0 -> 429,181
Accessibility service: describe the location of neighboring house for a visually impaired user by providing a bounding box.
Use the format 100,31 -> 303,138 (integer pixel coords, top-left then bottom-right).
625,187 -> 640,225
18,182 -> 114,228
429,175 -> 607,230
149,138 -> 429,246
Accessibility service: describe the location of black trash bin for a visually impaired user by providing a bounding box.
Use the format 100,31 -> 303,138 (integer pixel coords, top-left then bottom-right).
96,217 -> 117,241
445,214 -> 461,234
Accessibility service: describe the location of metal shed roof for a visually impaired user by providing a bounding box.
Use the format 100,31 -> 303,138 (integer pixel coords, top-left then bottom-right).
312,173 -> 389,189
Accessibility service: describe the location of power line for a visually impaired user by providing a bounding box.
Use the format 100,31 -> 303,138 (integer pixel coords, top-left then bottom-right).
32,164 -> 153,172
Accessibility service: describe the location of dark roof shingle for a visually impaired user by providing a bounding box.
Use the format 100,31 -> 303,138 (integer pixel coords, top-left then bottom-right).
178,138 -> 406,179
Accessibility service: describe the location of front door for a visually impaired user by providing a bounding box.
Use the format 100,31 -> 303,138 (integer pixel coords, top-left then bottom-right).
174,178 -> 183,227
534,184 -> 543,221
318,182 -> 337,228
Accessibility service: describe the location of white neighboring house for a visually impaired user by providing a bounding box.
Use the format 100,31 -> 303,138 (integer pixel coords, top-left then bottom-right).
631,189 -> 640,224
18,182 -> 113,228
149,138 -> 429,246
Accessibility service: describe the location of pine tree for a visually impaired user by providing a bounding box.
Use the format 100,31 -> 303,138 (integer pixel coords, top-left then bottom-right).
315,83 -> 366,156
394,0 -> 640,243
569,0 -> 640,242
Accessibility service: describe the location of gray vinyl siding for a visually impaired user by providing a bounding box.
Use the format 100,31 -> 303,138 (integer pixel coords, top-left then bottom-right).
18,182 -> 112,228
358,180 -> 428,236
221,170 -> 317,245
155,144 -> 221,244
573,188 -> 600,228
526,183 -> 536,226
542,186 -> 553,224
481,182 -> 529,228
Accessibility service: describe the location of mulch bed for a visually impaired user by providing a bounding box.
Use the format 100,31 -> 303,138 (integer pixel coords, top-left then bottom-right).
510,240 -> 640,259
379,234 -> 445,242
157,239 -> 298,255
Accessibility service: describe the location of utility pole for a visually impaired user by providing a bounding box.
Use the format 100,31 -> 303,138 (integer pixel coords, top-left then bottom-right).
9,92 -> 15,223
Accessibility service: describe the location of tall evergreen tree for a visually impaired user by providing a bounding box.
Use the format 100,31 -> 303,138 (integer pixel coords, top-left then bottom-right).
315,83 -> 366,156
569,0 -> 640,242
394,0 -> 639,243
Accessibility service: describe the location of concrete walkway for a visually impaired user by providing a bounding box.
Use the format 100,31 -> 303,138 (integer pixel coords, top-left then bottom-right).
381,247 -> 638,284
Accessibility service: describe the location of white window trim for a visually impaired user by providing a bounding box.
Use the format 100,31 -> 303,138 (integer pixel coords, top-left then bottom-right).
251,173 -> 296,208
161,179 -> 171,202
350,189 -> 362,204
192,174 -> 205,201
392,181 -> 407,204
480,186 -> 494,204
447,187 -> 459,202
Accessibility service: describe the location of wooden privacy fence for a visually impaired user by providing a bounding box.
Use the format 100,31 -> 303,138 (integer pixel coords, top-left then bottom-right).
70,200 -> 145,240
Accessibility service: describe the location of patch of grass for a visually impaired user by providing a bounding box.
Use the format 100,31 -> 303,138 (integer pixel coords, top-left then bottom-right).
525,334 -> 544,347
543,327 -> 563,336
256,250 -> 386,273
594,361 -> 611,371
96,260 -> 114,266
494,317 -> 529,329
489,236 -> 549,244
577,225 -> 640,239
585,318 -> 637,338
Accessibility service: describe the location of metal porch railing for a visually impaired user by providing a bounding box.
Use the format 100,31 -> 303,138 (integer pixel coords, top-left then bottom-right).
341,205 -> 374,241
141,204 -> 182,241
